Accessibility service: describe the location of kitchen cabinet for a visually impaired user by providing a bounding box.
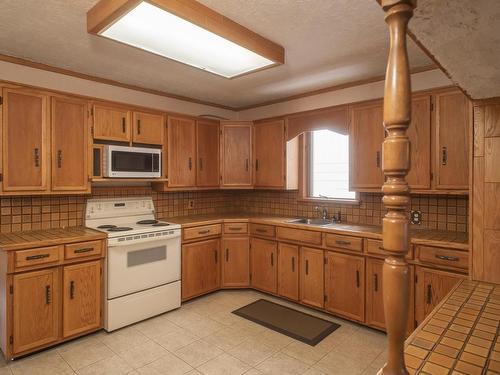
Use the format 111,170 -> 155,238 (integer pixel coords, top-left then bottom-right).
181,239 -> 220,300
349,101 -> 385,189
196,120 -> 220,188
434,90 -> 470,190
1,87 -> 50,193
299,247 -> 324,308
51,96 -> 90,193
365,258 -> 415,334
324,252 -> 365,322
12,268 -> 60,355
132,111 -> 164,145
221,237 -> 250,287
220,122 -> 253,188
92,103 -> 131,142
415,266 -> 465,326
167,116 -> 197,188
62,261 -> 101,338
250,237 -> 277,293
277,243 -> 299,300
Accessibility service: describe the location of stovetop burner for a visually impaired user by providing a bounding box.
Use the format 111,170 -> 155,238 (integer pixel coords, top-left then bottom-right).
98,224 -> 117,229
107,227 -> 133,232
137,220 -> 158,225
152,223 -> 170,227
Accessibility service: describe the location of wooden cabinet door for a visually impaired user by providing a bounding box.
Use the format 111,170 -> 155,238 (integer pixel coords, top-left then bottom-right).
132,111 -> 164,145
51,96 -> 90,192
2,88 -> 49,192
93,104 -> 130,142
62,261 -> 101,338
222,237 -> 249,287
12,268 -> 59,354
325,252 -> 365,322
300,247 -> 324,308
435,91 -> 469,190
167,116 -> 196,187
407,96 -> 432,189
182,239 -> 220,299
366,258 -> 415,334
220,122 -> 253,187
196,120 -> 220,188
278,243 -> 299,300
415,266 -> 464,326
250,238 -> 277,293
254,120 -> 285,188
350,101 -> 385,189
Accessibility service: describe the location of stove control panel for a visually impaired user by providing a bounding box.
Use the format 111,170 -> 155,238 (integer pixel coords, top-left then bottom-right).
107,228 -> 180,246
86,197 -> 155,220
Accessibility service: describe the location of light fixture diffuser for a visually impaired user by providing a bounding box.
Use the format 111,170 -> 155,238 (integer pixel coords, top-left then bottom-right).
88,0 -> 284,78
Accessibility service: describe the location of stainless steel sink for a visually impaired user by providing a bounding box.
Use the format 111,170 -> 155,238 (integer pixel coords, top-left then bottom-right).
286,218 -> 333,226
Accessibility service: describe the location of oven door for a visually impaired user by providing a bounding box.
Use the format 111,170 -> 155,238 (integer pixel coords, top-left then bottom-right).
107,147 -> 161,178
107,236 -> 180,299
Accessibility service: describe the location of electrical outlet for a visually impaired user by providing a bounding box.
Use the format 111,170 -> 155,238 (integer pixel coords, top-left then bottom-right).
410,210 -> 422,225
187,200 -> 195,209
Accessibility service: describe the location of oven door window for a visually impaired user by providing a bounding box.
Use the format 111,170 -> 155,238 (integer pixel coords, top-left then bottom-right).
111,151 -> 159,172
127,246 -> 166,267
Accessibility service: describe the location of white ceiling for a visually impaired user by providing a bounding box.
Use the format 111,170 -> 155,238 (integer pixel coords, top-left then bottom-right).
411,0 -> 500,99
0,0 -> 434,108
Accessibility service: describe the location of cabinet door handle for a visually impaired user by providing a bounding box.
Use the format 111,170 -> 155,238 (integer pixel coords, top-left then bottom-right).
137,119 -> 141,135
271,252 -> 274,267
122,118 -> 126,133
45,285 -> 51,305
34,148 -> 40,167
199,158 -> 203,171
225,248 -> 229,262
426,284 -> 433,304
245,159 -> 249,172
374,273 -> 378,292
70,281 -> 75,299
214,250 -> 218,263
255,159 -> 259,171
57,150 -> 63,168
188,157 -> 192,170
435,254 -> 459,262
292,257 -> 295,272
74,247 -> 94,254
26,253 -> 50,261
376,151 -> 381,168
305,260 -> 309,276
441,147 -> 447,165
356,270 -> 360,288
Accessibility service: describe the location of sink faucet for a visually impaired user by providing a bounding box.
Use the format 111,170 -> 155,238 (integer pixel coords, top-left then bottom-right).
332,210 -> 342,223
315,206 -> 328,220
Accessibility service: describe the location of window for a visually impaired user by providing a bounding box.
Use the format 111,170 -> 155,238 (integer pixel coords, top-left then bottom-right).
309,129 -> 356,201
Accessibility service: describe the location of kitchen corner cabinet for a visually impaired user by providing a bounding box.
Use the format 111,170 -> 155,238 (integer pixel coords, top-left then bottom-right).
250,237 -> 277,293
167,116 -> 197,188
220,122 -> 253,188
196,120 -> 220,188
324,252 -> 365,322
278,243 -> 299,300
181,239 -> 220,300
221,237 -> 250,287
299,247 -> 324,308
132,111 -> 164,145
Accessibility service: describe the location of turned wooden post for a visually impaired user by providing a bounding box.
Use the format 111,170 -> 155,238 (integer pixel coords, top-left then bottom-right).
378,1 -> 415,375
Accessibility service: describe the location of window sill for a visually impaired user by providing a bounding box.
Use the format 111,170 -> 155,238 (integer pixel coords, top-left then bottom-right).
297,197 -> 361,205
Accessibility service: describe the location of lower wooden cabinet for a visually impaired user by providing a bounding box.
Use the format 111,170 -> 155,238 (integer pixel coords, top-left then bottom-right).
415,266 -> 465,326
324,252 -> 365,322
278,243 -> 299,300
250,238 -> 277,293
221,237 -> 250,287
365,258 -> 415,334
300,247 -> 324,308
62,261 -> 101,337
182,239 -> 220,300
12,268 -> 60,354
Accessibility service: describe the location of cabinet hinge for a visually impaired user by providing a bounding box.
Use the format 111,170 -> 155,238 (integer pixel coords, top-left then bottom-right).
9,285 -> 13,294
414,320 -> 418,328
0,173 -> 3,182
0,96 -> 3,105
91,107 -> 94,116
91,126 -> 94,136
324,295 -> 327,302
9,336 -> 13,345
430,172 -> 434,181
414,274 -> 418,283
430,98 -> 434,112
249,273 -> 252,282
324,257 -> 327,265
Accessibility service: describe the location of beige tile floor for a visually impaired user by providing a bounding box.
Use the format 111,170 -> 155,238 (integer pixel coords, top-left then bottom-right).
0,290 -> 388,375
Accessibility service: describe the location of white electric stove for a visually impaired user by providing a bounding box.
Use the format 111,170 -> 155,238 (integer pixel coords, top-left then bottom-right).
85,197 -> 181,331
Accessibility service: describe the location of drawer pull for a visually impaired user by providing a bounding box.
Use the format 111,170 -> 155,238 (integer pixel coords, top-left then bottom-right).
26,253 -> 50,261
435,254 -> 459,262
45,285 -> 51,305
74,247 -> 94,254
255,228 -> 267,233
198,229 -> 210,234
228,227 -> 242,231
70,281 -> 75,299
336,240 -> 351,246
356,270 -> 360,288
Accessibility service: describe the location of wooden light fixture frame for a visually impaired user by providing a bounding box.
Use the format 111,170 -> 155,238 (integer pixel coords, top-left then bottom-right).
87,0 -> 285,78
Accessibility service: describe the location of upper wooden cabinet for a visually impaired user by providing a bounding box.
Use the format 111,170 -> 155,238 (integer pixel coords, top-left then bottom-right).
349,101 -> 385,189
132,111 -> 164,145
51,96 -> 90,193
1,87 -> 50,193
196,120 -> 220,188
220,122 -> 253,188
92,103 -> 131,142
167,116 -> 197,188
434,90 -> 470,190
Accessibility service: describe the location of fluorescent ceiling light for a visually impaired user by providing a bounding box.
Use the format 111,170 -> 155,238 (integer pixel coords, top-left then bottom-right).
97,1 -> 276,78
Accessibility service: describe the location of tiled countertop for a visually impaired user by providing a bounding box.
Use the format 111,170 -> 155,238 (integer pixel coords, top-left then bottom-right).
167,213 -> 468,250
403,280 -> 500,374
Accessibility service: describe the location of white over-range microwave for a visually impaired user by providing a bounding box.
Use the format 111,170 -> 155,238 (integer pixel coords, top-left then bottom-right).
101,145 -> 162,178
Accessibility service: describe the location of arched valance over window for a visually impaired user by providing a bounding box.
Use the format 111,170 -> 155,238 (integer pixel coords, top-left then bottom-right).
285,105 -> 348,141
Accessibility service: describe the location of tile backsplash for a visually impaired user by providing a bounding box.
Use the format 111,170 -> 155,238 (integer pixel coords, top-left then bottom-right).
0,187 -> 468,233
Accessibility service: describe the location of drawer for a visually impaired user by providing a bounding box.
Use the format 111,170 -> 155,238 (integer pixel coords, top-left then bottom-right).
65,240 -> 102,260
249,223 -> 276,238
224,223 -> 248,234
417,245 -> 468,270
14,246 -> 61,269
366,239 -> 414,260
277,227 -> 322,246
325,234 -> 362,252
183,224 -> 222,241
